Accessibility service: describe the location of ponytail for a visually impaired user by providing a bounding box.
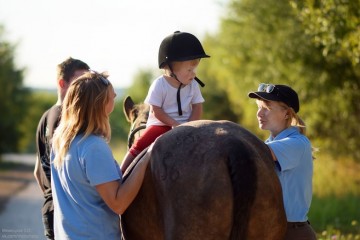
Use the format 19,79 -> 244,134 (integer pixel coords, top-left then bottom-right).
287,108 -> 306,135
287,107 -> 318,159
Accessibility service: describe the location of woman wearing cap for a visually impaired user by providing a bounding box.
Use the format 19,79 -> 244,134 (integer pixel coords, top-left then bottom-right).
121,31 -> 210,173
248,83 -> 317,240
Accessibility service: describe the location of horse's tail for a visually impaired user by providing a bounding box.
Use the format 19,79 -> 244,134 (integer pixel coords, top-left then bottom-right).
226,138 -> 258,239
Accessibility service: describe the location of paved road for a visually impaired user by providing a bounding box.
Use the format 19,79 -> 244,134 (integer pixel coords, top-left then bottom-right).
1,154 -> 36,166
0,154 -> 45,240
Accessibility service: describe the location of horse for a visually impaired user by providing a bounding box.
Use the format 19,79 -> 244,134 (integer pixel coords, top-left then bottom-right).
121,96 -> 287,240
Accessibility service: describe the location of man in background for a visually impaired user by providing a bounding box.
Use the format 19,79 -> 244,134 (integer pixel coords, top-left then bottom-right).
34,57 -> 90,239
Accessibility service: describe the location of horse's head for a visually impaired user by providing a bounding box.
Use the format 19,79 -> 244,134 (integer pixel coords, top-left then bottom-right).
123,96 -> 149,149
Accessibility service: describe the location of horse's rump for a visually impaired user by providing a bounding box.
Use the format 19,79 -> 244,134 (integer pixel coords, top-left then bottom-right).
121,120 -> 286,240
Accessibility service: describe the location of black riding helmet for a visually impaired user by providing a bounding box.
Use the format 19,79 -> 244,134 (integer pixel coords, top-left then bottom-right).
158,31 -> 210,116
158,31 -> 210,69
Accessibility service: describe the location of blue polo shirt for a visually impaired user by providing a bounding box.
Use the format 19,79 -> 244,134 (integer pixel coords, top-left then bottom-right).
51,134 -> 122,240
265,127 -> 313,222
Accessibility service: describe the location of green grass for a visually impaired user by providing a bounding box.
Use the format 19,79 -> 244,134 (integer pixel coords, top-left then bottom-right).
310,194 -> 360,234
309,153 -> 360,239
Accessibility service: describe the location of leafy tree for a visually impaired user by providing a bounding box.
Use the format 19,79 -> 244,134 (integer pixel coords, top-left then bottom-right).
202,0 -> 360,159
197,53 -> 239,122
291,0 -> 360,67
126,68 -> 157,103
202,0 -> 318,137
290,0 -> 360,158
18,92 -> 56,152
0,25 -> 30,154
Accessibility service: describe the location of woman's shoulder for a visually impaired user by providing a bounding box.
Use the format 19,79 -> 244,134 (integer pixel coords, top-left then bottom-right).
271,127 -> 310,148
74,134 -> 111,157
285,128 -> 312,149
75,134 -> 107,148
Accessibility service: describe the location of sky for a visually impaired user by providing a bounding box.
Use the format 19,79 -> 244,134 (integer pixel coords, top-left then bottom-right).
0,0 -> 227,89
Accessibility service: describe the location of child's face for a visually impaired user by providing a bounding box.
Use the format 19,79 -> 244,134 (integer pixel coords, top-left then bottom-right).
172,59 -> 200,85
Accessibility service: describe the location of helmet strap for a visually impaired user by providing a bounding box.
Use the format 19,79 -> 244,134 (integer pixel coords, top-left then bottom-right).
194,77 -> 205,87
169,64 -> 183,116
176,83 -> 183,116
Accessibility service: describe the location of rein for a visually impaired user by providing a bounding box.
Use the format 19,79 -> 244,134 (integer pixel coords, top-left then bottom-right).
127,119 -> 147,149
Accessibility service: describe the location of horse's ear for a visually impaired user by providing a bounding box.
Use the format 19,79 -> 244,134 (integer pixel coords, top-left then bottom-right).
123,96 -> 135,123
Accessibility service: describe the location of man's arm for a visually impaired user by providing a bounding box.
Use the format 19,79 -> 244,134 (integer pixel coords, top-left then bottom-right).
34,156 -> 45,193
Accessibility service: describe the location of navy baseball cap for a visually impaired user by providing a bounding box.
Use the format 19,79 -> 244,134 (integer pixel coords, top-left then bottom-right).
248,83 -> 300,113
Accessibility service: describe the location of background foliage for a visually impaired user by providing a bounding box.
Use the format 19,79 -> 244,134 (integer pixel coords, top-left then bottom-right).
0,26 -> 30,153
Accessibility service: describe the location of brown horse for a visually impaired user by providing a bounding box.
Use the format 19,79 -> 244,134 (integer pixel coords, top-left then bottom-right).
121,96 -> 286,240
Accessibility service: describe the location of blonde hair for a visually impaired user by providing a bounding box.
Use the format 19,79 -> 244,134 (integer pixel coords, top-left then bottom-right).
52,71 -> 112,169
285,107 -> 307,135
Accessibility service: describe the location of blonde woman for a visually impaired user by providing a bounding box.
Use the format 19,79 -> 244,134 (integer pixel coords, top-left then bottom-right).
51,71 -> 150,239
248,84 -> 317,240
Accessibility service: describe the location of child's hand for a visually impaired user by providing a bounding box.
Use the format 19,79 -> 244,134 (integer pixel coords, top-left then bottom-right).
172,122 -> 180,128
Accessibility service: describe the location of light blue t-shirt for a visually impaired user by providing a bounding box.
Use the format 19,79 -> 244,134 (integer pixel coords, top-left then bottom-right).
51,134 -> 122,240
265,127 -> 313,222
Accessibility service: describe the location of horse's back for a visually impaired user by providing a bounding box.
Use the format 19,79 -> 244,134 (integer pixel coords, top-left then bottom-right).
122,120 -> 286,240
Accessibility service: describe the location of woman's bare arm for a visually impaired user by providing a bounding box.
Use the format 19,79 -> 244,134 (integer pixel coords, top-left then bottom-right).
96,151 -> 151,215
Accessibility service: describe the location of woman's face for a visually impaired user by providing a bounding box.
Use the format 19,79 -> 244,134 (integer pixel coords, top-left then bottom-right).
172,59 -> 200,85
105,86 -> 117,115
256,100 -> 289,137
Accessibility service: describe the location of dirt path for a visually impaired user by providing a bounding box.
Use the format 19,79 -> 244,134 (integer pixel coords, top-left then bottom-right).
0,163 -> 34,213
0,157 -> 45,240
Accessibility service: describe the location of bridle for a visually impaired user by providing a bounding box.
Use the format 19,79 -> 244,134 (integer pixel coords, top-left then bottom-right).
127,118 -> 147,149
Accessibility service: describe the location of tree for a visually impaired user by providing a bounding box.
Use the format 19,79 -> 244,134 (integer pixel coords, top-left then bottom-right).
291,0 -> 360,68
290,0 -> 360,158
126,68 -> 156,103
0,25 -> 30,154
18,92 -> 56,152
202,0 -> 360,159
202,0 -> 318,136
196,49 -> 239,122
